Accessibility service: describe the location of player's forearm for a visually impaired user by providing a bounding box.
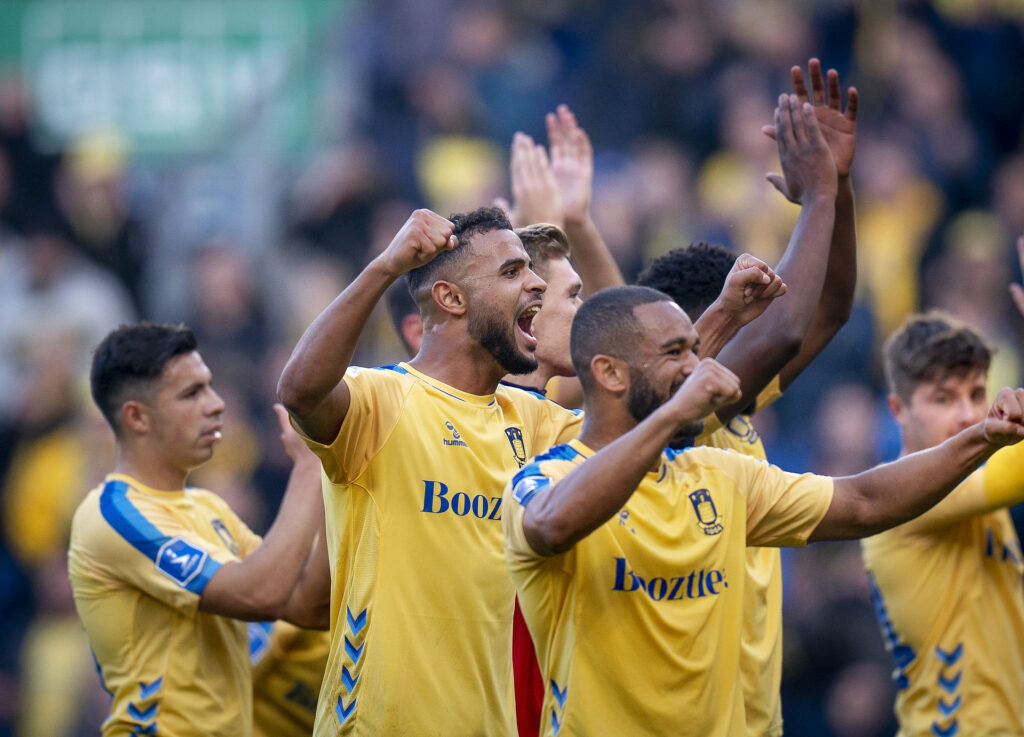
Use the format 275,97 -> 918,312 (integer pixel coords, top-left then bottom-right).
813,424 -> 995,541
280,528 -> 331,630
200,461 -> 324,619
694,303 -> 743,359
278,259 -> 396,421
524,406 -> 681,555
564,216 -> 625,293
711,194 -> 835,421
778,178 -> 856,390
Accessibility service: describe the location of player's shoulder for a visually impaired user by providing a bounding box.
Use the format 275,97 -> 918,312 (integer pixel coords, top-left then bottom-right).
663,444 -> 753,472
345,363 -> 416,386
498,382 -> 582,419
70,483 -> 109,539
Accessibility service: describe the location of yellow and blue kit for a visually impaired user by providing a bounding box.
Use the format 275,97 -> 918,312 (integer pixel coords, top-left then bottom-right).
697,376 -> 784,737
504,439 -> 833,737
250,620 -> 330,737
297,363 -> 581,736
861,441 -> 1024,737
68,473 -> 261,737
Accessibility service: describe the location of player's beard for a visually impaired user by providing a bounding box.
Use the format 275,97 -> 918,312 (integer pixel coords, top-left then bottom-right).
468,302 -> 538,376
628,368 -> 704,444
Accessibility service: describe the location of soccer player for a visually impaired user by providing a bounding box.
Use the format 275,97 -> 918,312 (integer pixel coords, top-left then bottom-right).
278,206 -> 590,736
635,60 -> 858,737
861,308 -> 1024,736
504,285 -> 1024,737
68,322 -> 327,737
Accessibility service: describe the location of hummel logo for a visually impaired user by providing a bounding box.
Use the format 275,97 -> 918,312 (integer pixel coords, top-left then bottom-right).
443,420 -> 468,448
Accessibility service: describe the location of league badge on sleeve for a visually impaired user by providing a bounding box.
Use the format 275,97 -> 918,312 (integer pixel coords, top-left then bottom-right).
689,489 -> 723,535
155,537 -> 209,587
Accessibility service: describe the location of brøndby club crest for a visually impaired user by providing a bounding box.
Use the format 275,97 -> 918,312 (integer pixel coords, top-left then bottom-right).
689,489 -> 723,535
505,427 -> 527,468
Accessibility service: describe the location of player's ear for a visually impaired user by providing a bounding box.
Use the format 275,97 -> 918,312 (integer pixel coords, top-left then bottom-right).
886,393 -> 904,424
122,400 -> 149,435
432,280 -> 467,317
590,355 -> 629,394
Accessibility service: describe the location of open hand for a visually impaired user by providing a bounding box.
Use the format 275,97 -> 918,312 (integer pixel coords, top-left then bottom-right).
764,59 -> 858,178
506,132 -> 563,228
765,94 -> 837,205
547,104 -> 594,226
273,403 -> 321,469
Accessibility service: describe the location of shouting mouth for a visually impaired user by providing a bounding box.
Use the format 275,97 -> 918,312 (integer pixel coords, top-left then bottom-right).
516,303 -> 540,349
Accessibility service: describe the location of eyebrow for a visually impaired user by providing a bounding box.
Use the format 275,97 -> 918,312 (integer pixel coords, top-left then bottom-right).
661,336 -> 696,351
499,256 -> 529,272
176,381 -> 206,398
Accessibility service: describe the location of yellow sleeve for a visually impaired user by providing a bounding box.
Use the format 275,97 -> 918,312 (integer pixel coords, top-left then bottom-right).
294,367 -> 408,484
517,392 -> 584,453
738,457 -> 834,547
896,441 -> 1024,533
753,374 -> 783,413
83,493 -> 236,616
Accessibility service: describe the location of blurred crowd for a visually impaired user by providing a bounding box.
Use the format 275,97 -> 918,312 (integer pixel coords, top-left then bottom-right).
1,1 -> 1023,735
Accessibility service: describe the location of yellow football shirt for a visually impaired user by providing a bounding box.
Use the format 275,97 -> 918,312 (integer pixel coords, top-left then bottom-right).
861,440 -> 1024,737
504,439 -> 833,737
696,376 -> 784,737
299,363 -> 582,737
68,473 -> 262,737
250,621 -> 330,737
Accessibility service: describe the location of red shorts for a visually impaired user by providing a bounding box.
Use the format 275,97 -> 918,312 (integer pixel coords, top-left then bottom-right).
512,598 -> 544,737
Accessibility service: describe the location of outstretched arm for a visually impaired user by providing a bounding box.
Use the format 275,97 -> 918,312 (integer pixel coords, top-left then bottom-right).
199,405 -> 325,621
547,105 -> 625,291
711,91 -> 838,422
811,388 -> 1024,541
277,210 -> 457,444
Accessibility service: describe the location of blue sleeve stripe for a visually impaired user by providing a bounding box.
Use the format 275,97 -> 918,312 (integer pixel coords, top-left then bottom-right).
99,480 -> 222,595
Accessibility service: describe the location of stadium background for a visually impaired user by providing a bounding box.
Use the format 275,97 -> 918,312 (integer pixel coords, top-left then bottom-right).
1,0 -> 1023,734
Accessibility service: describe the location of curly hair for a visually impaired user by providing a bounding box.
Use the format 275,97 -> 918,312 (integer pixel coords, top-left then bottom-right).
635,242 -> 735,319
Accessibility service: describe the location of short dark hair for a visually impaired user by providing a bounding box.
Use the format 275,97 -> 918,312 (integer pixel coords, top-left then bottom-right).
515,223 -> 571,278
570,285 -> 674,389
635,242 -> 735,319
883,310 -> 992,401
91,323 -> 198,435
406,206 -> 514,301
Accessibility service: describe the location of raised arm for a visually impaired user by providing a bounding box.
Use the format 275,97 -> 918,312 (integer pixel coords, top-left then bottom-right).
547,105 -> 625,291
522,360 -> 742,555
199,405 -> 325,621
695,253 -> 787,359
711,92 -> 838,422
277,210 -> 457,444
811,387 -> 1024,541
279,517 -> 331,629
774,60 -> 859,391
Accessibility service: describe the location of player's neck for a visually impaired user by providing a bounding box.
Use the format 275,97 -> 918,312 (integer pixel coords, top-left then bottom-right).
409,335 -> 505,396
502,366 -> 550,394
114,446 -> 189,492
577,402 -> 639,454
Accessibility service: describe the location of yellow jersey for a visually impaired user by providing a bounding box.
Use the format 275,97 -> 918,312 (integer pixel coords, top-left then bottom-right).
299,363 -> 582,736
504,439 -> 833,737
697,377 -> 783,737
250,621 -> 330,737
861,440 -> 1024,737
68,473 -> 262,737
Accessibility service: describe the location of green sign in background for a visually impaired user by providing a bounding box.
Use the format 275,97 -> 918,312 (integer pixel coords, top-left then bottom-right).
1,0 -> 345,155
